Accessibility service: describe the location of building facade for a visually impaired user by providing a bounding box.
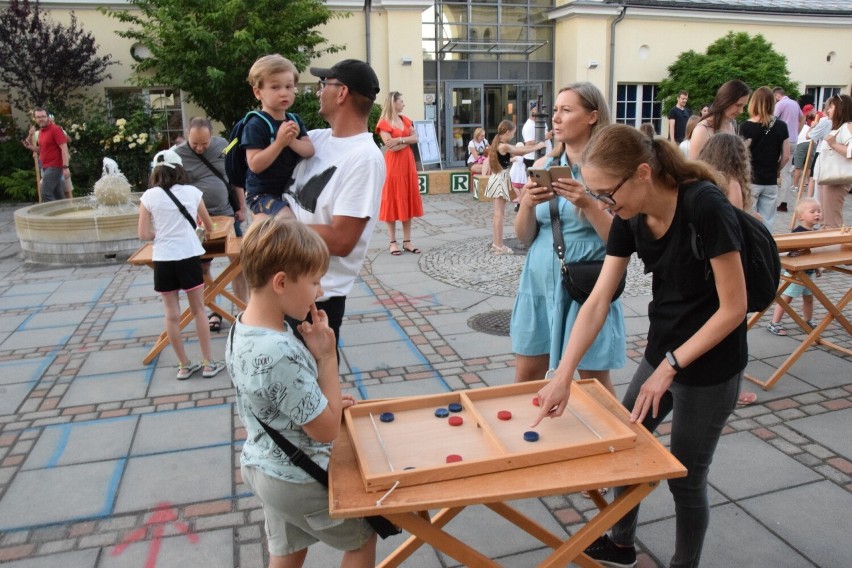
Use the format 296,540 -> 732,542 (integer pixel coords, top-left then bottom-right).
3,0 -> 851,168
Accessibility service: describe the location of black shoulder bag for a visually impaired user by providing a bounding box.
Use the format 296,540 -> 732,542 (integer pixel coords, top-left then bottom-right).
226,326 -> 400,539
549,198 -> 626,304
194,150 -> 242,214
161,186 -> 205,242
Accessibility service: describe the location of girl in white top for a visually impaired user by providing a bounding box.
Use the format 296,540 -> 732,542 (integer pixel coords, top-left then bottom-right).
138,149 -> 222,380
467,127 -> 490,174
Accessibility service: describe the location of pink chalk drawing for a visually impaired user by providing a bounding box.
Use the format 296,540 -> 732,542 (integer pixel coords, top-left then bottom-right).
111,502 -> 199,567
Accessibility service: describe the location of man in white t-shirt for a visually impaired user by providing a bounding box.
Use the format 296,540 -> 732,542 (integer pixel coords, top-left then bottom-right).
285,59 -> 385,344
522,101 -> 539,169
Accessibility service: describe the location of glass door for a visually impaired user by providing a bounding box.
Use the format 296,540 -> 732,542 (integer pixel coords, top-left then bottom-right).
445,83 -> 482,167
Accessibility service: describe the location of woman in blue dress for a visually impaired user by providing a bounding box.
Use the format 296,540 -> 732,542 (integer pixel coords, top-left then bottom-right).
511,83 -> 625,395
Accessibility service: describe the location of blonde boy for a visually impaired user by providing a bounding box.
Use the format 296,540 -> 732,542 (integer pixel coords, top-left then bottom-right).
243,54 -> 315,220
226,216 -> 375,568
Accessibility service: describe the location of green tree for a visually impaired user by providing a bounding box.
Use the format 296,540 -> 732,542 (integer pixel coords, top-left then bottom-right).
0,0 -> 115,112
659,32 -> 800,116
103,0 -> 346,129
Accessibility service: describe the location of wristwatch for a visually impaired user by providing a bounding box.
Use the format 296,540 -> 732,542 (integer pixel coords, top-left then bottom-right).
665,351 -> 683,373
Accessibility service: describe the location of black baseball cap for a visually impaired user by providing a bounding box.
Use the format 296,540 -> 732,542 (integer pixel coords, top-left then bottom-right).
310,59 -> 381,101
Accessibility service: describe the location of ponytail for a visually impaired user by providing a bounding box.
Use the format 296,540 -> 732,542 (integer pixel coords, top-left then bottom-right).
488,120 -> 516,174
582,124 -> 722,191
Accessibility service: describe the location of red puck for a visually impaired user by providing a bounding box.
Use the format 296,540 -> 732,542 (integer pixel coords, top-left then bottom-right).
497,410 -> 512,421
532,396 -> 540,407
446,454 -> 463,463
448,416 -> 464,426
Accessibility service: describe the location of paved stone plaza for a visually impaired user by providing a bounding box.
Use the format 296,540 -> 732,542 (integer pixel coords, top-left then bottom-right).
0,193 -> 849,567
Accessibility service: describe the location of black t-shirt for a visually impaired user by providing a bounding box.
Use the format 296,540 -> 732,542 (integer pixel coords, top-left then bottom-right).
667,106 -> 692,143
607,182 -> 748,385
241,110 -> 308,197
739,118 -> 788,185
497,149 -> 513,171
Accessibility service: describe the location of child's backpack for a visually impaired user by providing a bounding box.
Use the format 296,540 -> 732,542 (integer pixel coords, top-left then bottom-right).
684,182 -> 781,313
223,111 -> 277,188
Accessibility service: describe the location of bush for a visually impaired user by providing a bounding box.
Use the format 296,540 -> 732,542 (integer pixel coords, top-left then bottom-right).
60,92 -> 164,192
0,118 -> 38,202
0,169 -> 37,202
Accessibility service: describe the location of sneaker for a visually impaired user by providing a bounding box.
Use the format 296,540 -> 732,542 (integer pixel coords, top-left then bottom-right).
176,361 -> 201,380
776,202 -> 788,212
806,319 -> 816,329
202,360 -> 226,379
584,534 -> 637,568
767,322 -> 787,336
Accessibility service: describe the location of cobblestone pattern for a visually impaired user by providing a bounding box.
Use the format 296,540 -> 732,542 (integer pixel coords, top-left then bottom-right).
0,200 -> 850,566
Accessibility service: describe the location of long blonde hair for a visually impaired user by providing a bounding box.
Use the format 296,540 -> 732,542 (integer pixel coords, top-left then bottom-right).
380,91 -> 402,125
489,120 -> 516,174
582,124 -> 723,191
748,86 -> 775,128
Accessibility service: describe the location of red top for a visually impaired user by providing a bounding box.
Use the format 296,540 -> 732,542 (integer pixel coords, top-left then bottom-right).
38,123 -> 67,168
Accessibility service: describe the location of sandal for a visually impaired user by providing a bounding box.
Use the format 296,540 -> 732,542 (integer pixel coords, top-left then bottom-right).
176,361 -> 201,380
491,243 -> 513,255
208,313 -> 222,333
580,487 -> 609,499
402,240 -> 421,254
737,391 -> 758,406
389,241 -> 402,256
202,360 -> 226,379
767,322 -> 787,336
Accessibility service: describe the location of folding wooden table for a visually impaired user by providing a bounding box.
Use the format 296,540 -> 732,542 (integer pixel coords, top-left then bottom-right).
128,216 -> 245,364
329,380 -> 686,568
745,232 -> 852,390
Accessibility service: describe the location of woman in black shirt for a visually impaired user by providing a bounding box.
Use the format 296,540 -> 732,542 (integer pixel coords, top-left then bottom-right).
533,124 -> 747,568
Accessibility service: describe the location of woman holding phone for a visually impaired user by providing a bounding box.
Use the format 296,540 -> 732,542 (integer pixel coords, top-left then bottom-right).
510,83 -> 625,402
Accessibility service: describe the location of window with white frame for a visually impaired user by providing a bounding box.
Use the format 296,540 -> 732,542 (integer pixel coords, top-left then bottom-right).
805,86 -> 842,111
615,84 -> 662,134
105,87 -> 184,147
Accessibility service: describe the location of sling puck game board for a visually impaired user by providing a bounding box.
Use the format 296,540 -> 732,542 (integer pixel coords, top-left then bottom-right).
343,380 -> 637,491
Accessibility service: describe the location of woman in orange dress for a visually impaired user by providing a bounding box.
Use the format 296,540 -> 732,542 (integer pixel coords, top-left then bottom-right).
377,91 -> 424,255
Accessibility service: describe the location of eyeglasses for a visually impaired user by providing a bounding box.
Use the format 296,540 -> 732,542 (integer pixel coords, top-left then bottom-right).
585,175 -> 631,206
317,79 -> 345,91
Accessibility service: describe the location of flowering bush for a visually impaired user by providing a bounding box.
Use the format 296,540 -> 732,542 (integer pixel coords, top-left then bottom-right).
62,92 -> 165,192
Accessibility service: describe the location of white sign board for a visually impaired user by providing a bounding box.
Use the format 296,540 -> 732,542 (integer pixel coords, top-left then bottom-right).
414,121 -> 441,166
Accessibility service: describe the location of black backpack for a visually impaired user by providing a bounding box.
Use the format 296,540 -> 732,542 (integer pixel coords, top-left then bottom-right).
683,182 -> 781,313
223,110 -> 279,188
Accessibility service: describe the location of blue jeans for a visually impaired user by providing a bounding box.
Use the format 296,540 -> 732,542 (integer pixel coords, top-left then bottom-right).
610,358 -> 739,568
751,183 -> 777,230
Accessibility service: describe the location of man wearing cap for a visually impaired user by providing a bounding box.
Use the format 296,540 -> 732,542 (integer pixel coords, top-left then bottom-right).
284,59 -> 386,345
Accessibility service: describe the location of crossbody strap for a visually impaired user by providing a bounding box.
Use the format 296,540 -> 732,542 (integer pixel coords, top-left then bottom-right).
194,151 -> 229,188
160,186 -> 196,229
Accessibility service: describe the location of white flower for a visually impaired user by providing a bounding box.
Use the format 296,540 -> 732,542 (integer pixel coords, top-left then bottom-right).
138,133 -> 148,141
128,143 -> 137,149
132,133 -> 139,139
112,135 -> 122,143
125,136 -> 133,142
115,118 -> 127,127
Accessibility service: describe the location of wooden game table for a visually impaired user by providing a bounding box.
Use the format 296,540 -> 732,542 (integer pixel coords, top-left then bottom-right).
745,236 -> 852,390
127,216 -> 245,364
329,380 -> 686,568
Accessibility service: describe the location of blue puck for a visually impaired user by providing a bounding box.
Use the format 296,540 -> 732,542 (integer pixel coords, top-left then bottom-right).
434,407 -> 449,418
448,402 -> 463,412
380,412 -> 395,423
523,431 -> 540,442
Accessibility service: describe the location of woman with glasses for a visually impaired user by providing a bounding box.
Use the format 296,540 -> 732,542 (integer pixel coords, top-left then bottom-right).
510,83 -> 625,403
534,124 -> 747,568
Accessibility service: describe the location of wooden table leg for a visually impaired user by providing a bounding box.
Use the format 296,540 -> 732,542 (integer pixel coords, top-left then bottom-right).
746,272 -> 852,390
538,482 -> 657,568
378,508 -> 463,568
381,508 -> 500,568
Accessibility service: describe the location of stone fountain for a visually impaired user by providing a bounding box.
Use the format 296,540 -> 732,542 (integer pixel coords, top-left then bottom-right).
14,159 -> 144,265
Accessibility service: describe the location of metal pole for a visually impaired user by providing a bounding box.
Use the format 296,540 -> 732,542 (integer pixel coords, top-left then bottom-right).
534,94 -> 549,159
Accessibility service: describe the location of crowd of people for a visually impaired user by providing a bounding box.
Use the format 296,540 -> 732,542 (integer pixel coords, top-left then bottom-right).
51,53 -> 848,567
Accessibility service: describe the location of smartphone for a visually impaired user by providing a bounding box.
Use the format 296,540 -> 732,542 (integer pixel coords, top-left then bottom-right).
548,166 -> 575,184
527,168 -> 552,190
